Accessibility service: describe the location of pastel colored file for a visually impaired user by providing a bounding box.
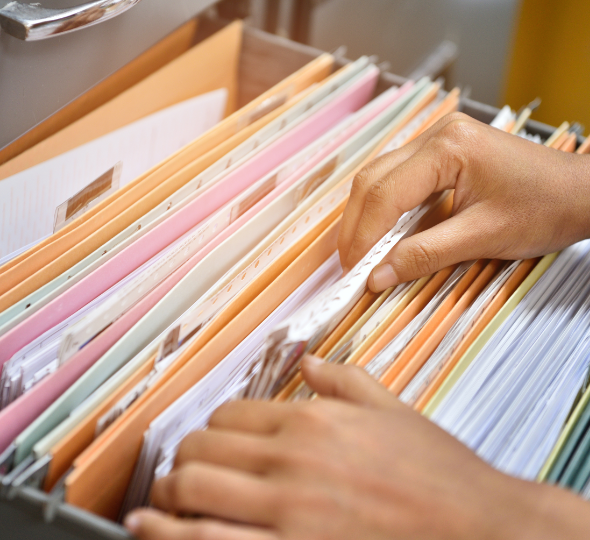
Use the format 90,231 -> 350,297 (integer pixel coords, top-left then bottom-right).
0,64 -> 378,372
65,216 -> 343,519
384,259 -> 500,393
26,81 -> 405,481
0,39 -> 334,297
413,258 -> 538,412
422,253 -> 559,418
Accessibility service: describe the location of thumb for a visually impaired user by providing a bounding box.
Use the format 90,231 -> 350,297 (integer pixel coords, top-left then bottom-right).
301,355 -> 399,409
368,208 -> 491,291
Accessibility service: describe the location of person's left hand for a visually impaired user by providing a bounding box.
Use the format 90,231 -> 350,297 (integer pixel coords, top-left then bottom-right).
123,357 -> 558,540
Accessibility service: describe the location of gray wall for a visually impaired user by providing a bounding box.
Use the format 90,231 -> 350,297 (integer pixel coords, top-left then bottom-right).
250,0 -> 522,107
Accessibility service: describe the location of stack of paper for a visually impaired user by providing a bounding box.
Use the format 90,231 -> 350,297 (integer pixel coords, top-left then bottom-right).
1,18 -> 590,528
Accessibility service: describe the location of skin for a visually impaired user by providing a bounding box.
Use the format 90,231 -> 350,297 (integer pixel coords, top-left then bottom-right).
125,113 -> 590,539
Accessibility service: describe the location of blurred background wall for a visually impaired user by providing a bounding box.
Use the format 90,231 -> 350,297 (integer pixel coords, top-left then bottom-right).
246,0 -> 590,128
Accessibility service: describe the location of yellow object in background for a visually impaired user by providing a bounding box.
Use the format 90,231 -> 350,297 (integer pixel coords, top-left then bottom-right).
503,0 -> 590,129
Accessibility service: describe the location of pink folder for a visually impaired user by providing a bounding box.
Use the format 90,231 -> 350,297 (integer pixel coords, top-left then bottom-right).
0,69 -> 382,454
0,68 -> 379,373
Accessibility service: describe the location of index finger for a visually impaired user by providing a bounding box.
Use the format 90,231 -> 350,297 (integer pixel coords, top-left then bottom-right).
337,113 -> 463,271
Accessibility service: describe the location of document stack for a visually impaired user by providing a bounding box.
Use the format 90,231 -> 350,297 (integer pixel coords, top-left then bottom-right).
1,18 -> 590,534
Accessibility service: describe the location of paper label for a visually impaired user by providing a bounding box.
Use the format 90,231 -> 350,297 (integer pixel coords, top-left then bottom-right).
241,87 -> 293,128
294,155 -> 340,204
53,163 -> 122,233
230,173 -> 278,223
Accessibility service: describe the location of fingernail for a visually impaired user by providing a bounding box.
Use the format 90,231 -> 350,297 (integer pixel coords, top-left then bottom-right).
371,264 -> 398,291
303,355 -> 324,368
124,512 -> 142,534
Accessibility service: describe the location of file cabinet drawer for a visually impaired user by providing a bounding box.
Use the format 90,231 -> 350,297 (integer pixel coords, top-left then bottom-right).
0,13 -> 562,540
0,0 -> 220,152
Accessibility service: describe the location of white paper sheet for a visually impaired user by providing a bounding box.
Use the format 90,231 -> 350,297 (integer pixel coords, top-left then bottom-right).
0,89 -> 228,258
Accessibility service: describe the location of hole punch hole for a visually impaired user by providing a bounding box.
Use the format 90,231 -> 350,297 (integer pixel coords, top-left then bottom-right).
305,216 -> 310,224
255,260 -> 260,269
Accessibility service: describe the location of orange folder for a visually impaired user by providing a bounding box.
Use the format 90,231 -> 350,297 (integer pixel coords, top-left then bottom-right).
0,21 -> 242,184
64,215 -> 343,519
413,257 -> 538,411
383,259 -> 501,393
375,259 -> 487,388
559,133 -> 577,153
353,266 -> 456,369
0,18 -> 201,168
0,55 -> 334,304
551,130 -> 569,150
43,359 -> 154,492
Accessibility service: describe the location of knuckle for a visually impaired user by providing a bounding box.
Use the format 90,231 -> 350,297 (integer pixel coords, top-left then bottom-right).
404,239 -> 441,277
439,113 -> 479,146
351,165 -> 377,194
365,180 -> 390,208
289,401 -> 331,430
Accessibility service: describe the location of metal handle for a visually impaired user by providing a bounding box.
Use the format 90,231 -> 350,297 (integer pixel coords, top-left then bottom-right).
0,0 -> 142,40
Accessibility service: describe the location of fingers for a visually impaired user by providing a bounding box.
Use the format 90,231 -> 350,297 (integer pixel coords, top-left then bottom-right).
343,136 -> 464,270
338,112 -> 473,271
301,355 -> 399,409
175,430 -> 273,475
338,143 -> 422,270
339,113 -> 482,271
208,400 -> 287,434
152,462 -> 276,526
367,206 -> 496,291
125,509 -> 277,540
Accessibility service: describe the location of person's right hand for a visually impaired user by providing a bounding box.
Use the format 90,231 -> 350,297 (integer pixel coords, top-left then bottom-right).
337,112 -> 590,292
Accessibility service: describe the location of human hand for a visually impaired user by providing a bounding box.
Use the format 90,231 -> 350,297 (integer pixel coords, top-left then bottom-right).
123,356 -> 584,540
338,112 -> 590,291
